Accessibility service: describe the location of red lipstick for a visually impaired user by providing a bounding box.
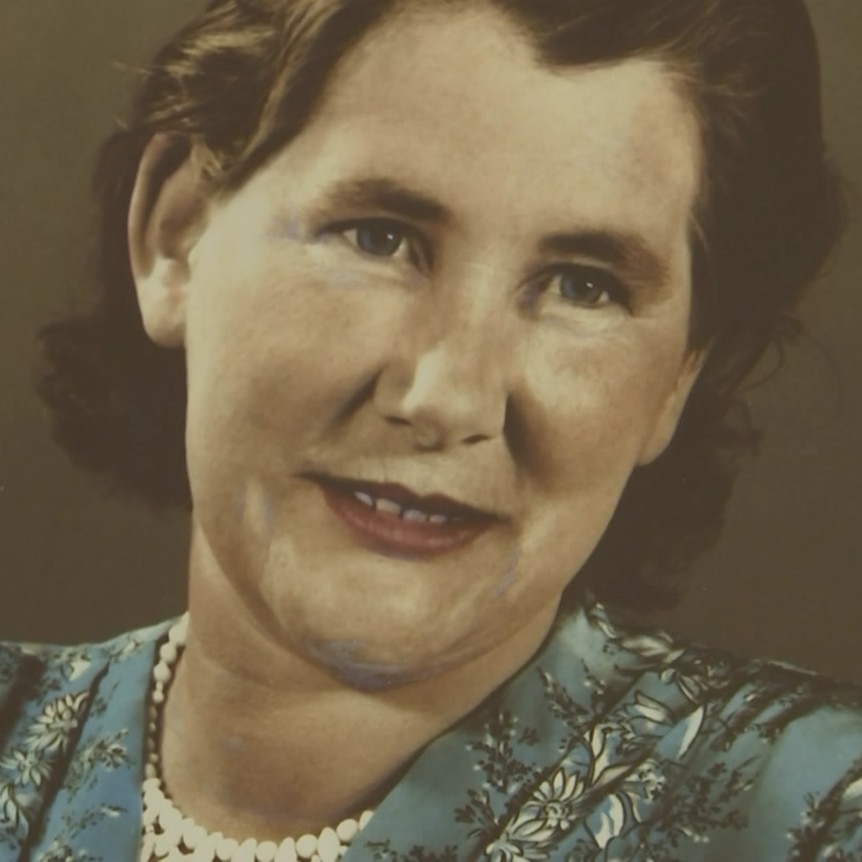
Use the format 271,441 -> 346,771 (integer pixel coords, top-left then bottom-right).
317,478 -> 496,558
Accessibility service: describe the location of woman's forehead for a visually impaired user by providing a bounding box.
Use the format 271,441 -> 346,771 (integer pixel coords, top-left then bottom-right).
243,6 -> 700,271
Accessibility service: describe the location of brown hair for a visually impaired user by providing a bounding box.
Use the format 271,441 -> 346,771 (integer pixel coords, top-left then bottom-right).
38,0 -> 846,610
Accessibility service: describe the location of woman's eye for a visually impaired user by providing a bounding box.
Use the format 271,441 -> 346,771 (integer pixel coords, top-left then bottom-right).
549,266 -> 628,309
343,221 -> 410,259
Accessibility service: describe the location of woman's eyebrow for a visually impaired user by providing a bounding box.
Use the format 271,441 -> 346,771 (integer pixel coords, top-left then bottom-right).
311,177 -> 451,225
539,229 -> 670,285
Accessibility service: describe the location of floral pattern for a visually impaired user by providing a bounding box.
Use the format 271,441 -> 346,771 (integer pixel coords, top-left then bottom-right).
0,628 -> 156,860
0,604 -> 861,860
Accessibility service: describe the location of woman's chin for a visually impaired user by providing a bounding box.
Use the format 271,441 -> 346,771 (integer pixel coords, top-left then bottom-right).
268,602 -> 483,688
301,636 -> 448,692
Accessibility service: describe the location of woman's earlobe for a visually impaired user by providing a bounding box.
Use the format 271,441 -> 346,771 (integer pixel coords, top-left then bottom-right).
128,134 -> 209,347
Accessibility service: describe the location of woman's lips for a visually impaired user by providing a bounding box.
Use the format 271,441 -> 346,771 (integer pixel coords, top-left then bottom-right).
318,480 -> 496,558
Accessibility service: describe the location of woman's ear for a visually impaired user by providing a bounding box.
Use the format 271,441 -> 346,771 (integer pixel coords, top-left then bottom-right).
636,348 -> 706,466
128,134 -> 209,347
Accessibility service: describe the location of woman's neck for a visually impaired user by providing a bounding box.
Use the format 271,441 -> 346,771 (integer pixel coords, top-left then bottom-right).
158,541 -> 556,842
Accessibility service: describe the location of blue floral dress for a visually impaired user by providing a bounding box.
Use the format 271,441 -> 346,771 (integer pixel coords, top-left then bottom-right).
1,602 -> 861,861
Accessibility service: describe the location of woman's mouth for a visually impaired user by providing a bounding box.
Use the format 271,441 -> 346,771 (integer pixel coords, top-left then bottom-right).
314,476 -> 498,558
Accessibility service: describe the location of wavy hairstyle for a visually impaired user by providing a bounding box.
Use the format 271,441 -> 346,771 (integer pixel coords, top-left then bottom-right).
38,0 -> 845,610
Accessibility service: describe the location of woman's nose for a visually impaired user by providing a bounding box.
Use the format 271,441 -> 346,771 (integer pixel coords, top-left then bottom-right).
373,292 -> 512,450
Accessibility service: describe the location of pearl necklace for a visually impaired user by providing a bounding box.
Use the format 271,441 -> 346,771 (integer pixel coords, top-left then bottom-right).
141,615 -> 375,862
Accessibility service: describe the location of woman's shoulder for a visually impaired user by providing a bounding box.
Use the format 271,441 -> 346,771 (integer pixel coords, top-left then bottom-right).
0,618 -> 172,699
0,619 -> 173,760
0,619 -> 172,857
460,601 -> 862,860
540,600 -> 862,770
552,599 -> 862,711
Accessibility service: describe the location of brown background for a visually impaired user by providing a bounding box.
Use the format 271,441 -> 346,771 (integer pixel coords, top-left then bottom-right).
0,1 -> 860,681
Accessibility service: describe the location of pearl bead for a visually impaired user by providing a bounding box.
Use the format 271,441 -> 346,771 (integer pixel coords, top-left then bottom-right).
158,804 -> 182,833
190,842 -> 216,862
296,833 -> 318,859
275,837 -> 298,862
154,831 -> 175,856
199,834 -> 223,859
235,838 -> 258,862
183,818 -> 206,849
359,810 -> 374,829
317,828 -> 340,862
139,832 -> 155,861
160,642 -> 178,664
169,618 -> 188,644
256,840 -> 278,862
162,825 -> 183,851
216,835 -> 239,861
335,819 -> 358,843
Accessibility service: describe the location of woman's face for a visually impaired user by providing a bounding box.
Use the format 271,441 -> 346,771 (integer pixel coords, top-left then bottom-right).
142,6 -> 702,685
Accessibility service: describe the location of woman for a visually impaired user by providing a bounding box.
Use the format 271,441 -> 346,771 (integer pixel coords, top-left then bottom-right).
2,0 -> 860,859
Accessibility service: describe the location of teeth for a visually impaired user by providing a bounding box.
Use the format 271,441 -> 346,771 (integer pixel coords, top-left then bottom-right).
353,491 -> 375,508
375,498 -> 402,516
402,509 -> 429,523
350,489 -> 454,524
